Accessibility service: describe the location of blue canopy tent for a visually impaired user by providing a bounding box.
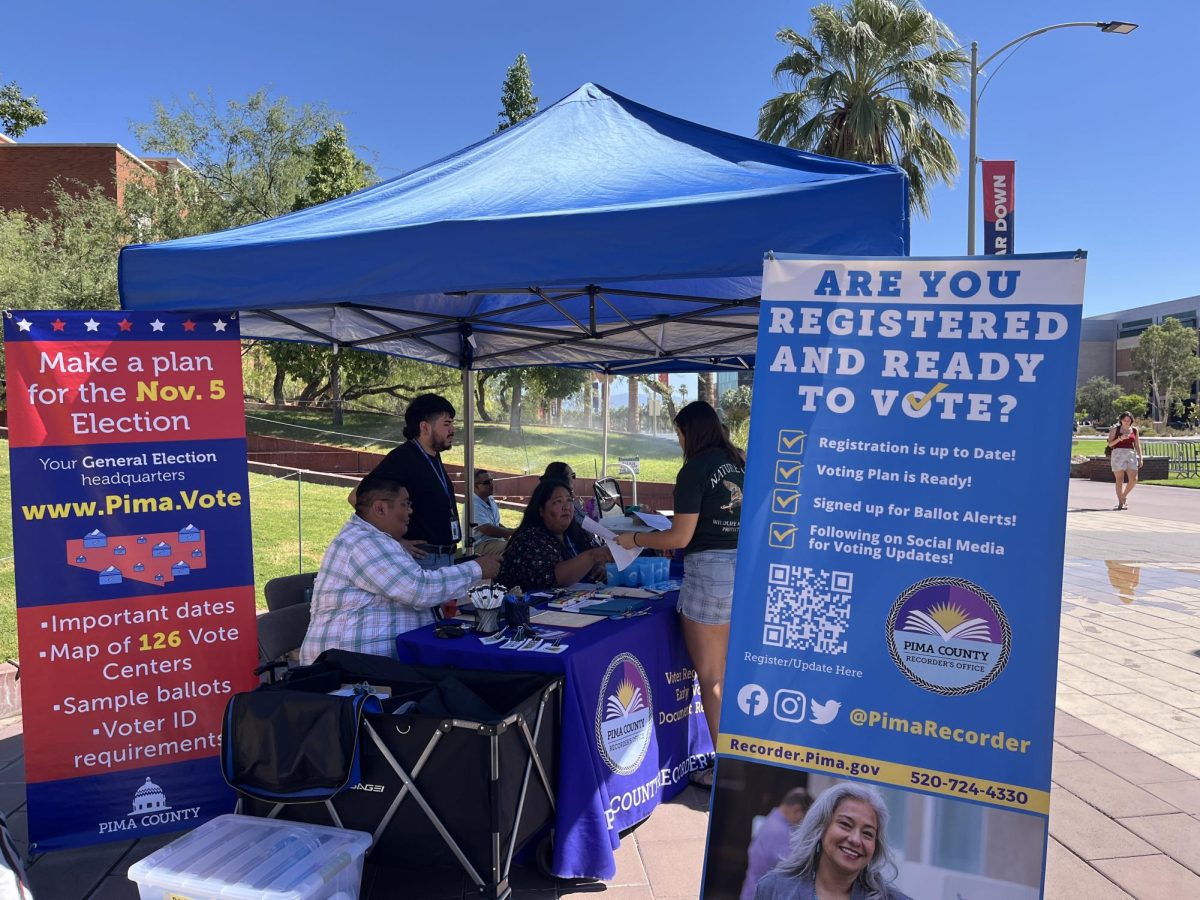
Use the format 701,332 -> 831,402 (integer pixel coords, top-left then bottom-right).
118,82 -> 909,493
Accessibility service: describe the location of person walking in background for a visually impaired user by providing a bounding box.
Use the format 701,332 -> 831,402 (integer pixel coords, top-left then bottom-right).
353,394 -> 462,571
739,788 -> 813,900
471,469 -> 513,557
1107,411 -> 1143,510
755,782 -> 911,900
615,400 -> 744,787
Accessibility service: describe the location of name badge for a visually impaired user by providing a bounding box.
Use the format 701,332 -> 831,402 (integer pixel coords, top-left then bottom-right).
450,519 -> 461,542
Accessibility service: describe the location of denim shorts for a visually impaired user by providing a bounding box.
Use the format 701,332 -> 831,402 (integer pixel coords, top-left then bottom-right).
678,549 -> 737,625
1110,448 -> 1139,473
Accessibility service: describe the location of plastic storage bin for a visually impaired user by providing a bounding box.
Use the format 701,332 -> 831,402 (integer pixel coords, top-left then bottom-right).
128,814 -> 372,900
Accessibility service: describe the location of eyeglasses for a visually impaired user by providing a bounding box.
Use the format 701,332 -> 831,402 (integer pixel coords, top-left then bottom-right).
476,480 -> 493,485
567,472 -> 577,479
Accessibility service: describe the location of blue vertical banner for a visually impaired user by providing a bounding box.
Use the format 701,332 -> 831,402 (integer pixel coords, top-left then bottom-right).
4,310 -> 259,852
706,254 -> 1084,899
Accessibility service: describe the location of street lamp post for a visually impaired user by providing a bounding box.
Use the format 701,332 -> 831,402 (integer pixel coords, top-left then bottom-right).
966,20 -> 1137,255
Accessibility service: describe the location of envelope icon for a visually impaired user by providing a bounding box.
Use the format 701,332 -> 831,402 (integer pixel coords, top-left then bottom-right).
777,430 -> 806,454
772,489 -> 801,514
775,460 -> 803,485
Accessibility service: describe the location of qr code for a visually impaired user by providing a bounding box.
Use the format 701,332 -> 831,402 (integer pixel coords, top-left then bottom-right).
763,564 -> 852,655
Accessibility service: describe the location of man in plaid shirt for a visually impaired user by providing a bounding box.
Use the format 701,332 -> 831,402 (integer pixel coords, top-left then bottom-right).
300,473 -> 501,662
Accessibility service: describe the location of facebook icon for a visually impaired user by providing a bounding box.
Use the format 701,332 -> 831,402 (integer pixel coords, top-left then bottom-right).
737,683 -> 768,717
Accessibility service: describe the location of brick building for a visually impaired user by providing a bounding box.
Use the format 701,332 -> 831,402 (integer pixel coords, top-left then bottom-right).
0,135 -> 185,217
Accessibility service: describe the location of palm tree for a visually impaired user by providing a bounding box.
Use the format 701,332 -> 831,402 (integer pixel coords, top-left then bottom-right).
758,0 -> 968,216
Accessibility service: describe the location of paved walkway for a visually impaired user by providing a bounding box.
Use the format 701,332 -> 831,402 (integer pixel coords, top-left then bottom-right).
3,479 -> 1200,898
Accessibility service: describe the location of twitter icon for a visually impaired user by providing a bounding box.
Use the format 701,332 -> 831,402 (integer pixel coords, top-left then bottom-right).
810,699 -> 841,725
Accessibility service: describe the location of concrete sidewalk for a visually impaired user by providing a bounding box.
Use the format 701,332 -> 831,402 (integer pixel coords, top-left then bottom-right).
3,479 -> 1200,898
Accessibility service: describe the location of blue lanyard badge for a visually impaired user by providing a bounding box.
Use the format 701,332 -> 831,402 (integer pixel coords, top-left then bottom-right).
412,441 -> 453,501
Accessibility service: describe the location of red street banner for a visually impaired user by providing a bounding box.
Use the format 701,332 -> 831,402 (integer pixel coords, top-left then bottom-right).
982,160 -> 1015,255
4,310 -> 258,852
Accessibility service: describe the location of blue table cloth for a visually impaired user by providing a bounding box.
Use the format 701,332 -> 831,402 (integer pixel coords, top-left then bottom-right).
396,596 -> 713,879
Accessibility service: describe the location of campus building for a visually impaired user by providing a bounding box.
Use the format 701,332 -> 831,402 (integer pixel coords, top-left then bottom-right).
1078,295 -> 1200,409
0,133 -> 186,216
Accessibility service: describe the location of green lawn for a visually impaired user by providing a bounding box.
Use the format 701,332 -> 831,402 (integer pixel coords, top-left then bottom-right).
248,409 -> 689,483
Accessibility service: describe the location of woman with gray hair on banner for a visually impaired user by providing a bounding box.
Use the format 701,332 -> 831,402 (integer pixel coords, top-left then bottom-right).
755,781 -> 911,900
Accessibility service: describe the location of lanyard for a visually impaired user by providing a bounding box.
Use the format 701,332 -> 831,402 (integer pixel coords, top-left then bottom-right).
563,534 -> 577,558
410,440 -> 453,502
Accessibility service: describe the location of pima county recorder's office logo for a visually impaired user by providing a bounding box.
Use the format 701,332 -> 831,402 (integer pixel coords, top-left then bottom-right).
595,653 -> 654,775
130,776 -> 170,815
886,577 -> 1010,696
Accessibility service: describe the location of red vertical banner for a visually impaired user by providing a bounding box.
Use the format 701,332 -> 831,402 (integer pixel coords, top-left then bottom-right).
4,310 -> 258,852
982,160 -> 1015,255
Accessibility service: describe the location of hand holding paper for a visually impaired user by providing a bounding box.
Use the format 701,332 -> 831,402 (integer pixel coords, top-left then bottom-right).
632,510 -> 672,531
583,517 -> 642,571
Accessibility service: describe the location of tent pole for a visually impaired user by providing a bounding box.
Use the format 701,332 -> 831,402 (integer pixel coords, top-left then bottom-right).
330,344 -> 343,428
601,373 -> 610,479
462,367 -> 475,553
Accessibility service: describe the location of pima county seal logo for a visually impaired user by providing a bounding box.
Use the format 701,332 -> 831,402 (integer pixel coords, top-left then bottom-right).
886,577 -> 1010,696
130,776 -> 170,815
595,653 -> 654,775
98,776 -> 202,835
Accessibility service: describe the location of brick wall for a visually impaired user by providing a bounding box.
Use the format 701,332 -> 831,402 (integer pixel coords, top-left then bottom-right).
245,433 -> 677,511
0,144 -> 154,216
1079,456 -> 1170,482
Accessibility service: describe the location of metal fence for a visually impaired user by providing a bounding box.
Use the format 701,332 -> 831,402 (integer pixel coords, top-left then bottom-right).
1139,439 -> 1200,477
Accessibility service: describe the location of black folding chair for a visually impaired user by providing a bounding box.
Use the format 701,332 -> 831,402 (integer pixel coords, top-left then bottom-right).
264,571 -> 317,611
593,476 -> 624,514
254,604 -> 310,683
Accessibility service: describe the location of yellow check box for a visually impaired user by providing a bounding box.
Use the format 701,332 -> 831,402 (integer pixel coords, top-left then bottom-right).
775,460 -> 803,485
777,429 -> 806,455
769,523 -> 798,548
772,489 -> 801,515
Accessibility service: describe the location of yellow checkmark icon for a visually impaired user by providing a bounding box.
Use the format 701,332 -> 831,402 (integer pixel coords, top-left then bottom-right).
772,490 -> 800,513
778,430 -> 806,454
775,461 -> 803,484
908,382 -> 949,411
770,524 -> 798,543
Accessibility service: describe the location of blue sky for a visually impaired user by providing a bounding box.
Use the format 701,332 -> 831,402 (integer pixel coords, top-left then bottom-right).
5,0 -> 1192,316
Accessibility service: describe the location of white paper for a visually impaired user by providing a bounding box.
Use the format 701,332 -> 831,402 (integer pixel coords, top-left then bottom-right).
583,516 -> 642,571
632,511 -> 672,531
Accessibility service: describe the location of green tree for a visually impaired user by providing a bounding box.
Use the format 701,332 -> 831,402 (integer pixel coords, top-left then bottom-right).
720,385 -> 754,429
500,367 -> 587,433
757,0 -> 967,216
1112,393 -> 1148,423
1075,376 -> 1122,425
134,88 -> 338,225
292,124 -> 375,211
1131,317 -> 1200,422
0,79 -> 47,137
496,54 -> 539,132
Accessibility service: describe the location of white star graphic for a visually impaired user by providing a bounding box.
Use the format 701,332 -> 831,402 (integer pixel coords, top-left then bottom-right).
85,318 -> 100,332
150,319 -> 165,332
16,318 -> 32,332
212,319 -> 228,332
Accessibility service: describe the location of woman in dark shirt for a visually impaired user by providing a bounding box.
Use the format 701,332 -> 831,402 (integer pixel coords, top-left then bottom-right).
615,401 -> 744,784
497,479 -> 610,592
